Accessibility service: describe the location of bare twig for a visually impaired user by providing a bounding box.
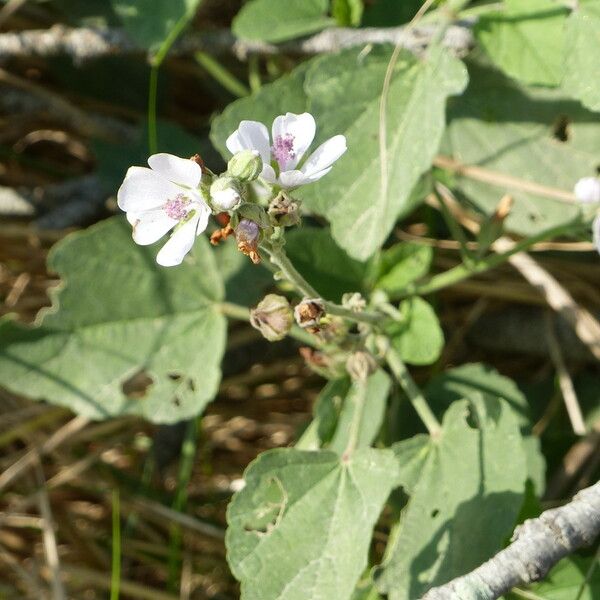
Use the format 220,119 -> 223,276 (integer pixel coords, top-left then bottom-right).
0,415 -> 89,493
420,481 -> 600,599
0,22 -> 474,62
34,459 -> 67,600
544,312 -> 587,436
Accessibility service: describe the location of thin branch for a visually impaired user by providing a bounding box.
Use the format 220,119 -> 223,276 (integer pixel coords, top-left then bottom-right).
420,481 -> 600,600
0,22 -> 474,62
544,311 -> 587,436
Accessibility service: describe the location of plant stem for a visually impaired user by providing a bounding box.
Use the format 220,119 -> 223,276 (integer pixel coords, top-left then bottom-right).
385,345 -> 441,437
343,379 -> 368,458
262,243 -> 384,326
398,219 -> 584,298
110,487 -> 121,600
218,301 -> 320,347
194,51 -> 249,97
167,419 -> 197,592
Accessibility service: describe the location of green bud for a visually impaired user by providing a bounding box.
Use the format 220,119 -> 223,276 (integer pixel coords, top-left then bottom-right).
250,294 -> 294,341
345,351 -> 377,382
210,176 -> 243,211
228,150 -> 263,182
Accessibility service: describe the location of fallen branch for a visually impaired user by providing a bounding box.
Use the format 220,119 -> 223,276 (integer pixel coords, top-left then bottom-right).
421,481 -> 600,600
0,22 -> 474,62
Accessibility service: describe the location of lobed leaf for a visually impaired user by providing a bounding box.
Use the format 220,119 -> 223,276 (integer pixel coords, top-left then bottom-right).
377,395 -> 528,599
0,218 -> 227,423
226,447 -> 397,600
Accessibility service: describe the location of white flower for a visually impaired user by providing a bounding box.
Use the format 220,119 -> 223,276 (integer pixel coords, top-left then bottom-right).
117,153 -> 211,267
225,112 -> 347,189
574,177 -> 600,204
574,177 -> 600,255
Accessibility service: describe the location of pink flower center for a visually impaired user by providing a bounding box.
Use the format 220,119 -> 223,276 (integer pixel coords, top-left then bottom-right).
272,133 -> 295,169
164,193 -> 190,221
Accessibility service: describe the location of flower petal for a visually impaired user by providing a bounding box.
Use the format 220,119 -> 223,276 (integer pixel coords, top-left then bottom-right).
193,202 -> 211,236
300,135 -> 347,179
148,153 -> 202,188
117,166 -> 182,212
261,164 -> 277,184
593,215 -> 600,255
278,170 -> 312,189
226,120 -> 271,165
272,112 -> 316,170
156,215 -> 200,267
131,209 -> 177,246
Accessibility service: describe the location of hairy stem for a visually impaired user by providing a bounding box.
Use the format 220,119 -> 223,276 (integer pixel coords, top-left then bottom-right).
262,243 -> 383,326
399,219 -> 584,298
385,345 -> 441,437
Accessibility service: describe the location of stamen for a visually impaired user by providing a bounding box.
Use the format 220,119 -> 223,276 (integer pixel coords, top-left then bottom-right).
272,133 -> 295,168
164,193 -> 190,220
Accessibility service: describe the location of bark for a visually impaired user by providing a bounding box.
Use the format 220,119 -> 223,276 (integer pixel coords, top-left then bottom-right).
0,22 -> 474,62
421,481 -> 600,600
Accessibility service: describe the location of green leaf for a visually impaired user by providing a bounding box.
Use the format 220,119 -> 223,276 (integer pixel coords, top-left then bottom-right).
110,0 -> 201,50
362,0 -> 421,27
507,556 -> 600,600
373,242 -> 433,296
286,227 -> 372,302
328,370 -> 391,454
442,59 -> 594,235
475,0 -> 568,86
376,395 -> 527,599
391,434 -> 430,495
299,45 -> 468,259
332,0 -> 364,26
297,370 -> 391,455
226,447 -> 398,600
232,0 -> 333,43
387,297 -> 444,365
425,362 -> 532,428
296,378 -> 350,450
425,363 -> 545,494
563,0 -> 600,112
0,218 -> 226,423
210,64 -> 309,158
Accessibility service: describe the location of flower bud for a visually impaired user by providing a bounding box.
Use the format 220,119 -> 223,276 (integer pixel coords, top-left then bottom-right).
210,176 -> 243,211
268,192 -> 301,227
574,177 -> 600,204
345,351 -> 377,382
294,298 -> 325,330
235,218 -> 261,264
250,294 -> 294,341
228,150 -> 263,182
341,292 -> 366,313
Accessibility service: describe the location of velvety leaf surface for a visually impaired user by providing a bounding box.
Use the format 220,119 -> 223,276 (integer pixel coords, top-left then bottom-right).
377,395 -> 527,599
110,0 -> 201,50
475,0 -> 568,86
300,46 -> 468,259
425,363 -> 545,493
327,370 -> 391,454
232,0 -> 333,43
563,0 -> 600,112
296,371 -> 390,454
0,218 -> 226,423
227,447 -> 397,600
373,243 -> 433,296
442,60 -> 594,235
387,297 -> 444,365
